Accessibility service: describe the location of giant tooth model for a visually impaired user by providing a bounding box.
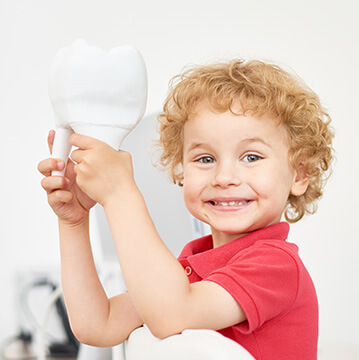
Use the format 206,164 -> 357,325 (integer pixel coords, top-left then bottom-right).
49,39 -> 148,176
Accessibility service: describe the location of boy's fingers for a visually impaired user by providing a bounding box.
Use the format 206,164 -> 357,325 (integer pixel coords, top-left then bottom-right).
48,130 -> 55,155
70,133 -> 101,150
38,158 -> 65,176
48,190 -> 73,206
70,148 -> 87,164
41,176 -> 69,194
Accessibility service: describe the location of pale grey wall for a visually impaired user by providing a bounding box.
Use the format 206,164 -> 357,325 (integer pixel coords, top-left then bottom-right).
0,0 -> 358,352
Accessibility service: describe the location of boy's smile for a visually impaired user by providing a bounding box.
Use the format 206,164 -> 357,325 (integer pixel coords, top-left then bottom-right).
182,103 -> 308,247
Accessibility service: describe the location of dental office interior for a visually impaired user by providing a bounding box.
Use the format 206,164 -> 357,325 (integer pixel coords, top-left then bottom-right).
0,0 -> 358,359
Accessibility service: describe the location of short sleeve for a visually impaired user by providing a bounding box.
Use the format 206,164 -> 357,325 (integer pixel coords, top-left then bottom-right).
205,243 -> 299,334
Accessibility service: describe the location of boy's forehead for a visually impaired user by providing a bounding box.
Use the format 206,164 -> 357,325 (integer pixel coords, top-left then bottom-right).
184,106 -> 290,147
187,101 -> 283,129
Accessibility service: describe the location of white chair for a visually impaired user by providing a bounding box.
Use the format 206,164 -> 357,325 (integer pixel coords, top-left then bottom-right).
123,325 -> 255,360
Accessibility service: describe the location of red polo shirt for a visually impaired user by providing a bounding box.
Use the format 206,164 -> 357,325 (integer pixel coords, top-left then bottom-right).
177,222 -> 318,360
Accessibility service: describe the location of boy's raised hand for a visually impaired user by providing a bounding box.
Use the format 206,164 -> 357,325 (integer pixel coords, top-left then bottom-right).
70,133 -> 137,207
38,130 -> 96,225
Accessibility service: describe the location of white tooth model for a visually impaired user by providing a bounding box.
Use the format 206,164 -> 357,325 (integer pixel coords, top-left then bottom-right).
49,39 -> 148,176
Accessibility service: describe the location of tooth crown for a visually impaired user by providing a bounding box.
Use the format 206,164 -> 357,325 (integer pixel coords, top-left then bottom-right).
49,39 -> 148,133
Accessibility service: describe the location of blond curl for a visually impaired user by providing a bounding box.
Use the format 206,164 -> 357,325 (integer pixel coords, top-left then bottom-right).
157,60 -> 334,223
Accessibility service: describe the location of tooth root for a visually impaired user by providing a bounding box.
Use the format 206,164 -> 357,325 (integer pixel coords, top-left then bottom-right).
51,127 -> 74,176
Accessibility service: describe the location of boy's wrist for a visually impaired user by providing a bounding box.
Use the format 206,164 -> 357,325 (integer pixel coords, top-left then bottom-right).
58,214 -> 90,231
102,182 -> 142,211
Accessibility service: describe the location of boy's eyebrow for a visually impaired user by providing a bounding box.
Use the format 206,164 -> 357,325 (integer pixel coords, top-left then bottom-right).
240,137 -> 272,147
186,141 -> 209,152
186,137 -> 272,152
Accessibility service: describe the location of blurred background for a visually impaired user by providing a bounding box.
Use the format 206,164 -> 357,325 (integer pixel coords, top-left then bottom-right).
0,0 -> 358,358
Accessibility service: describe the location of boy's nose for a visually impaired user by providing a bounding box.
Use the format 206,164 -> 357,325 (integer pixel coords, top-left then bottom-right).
211,163 -> 241,188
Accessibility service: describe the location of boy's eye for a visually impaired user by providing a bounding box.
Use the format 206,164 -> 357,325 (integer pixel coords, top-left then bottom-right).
243,154 -> 261,162
197,156 -> 215,164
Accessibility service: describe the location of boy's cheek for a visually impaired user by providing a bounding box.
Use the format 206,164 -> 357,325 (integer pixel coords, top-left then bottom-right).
182,181 -> 198,204
182,172 -> 203,193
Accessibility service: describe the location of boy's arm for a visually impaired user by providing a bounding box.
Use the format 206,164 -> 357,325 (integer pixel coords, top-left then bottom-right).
59,217 -> 143,347
104,189 -> 246,339
38,132 -> 143,347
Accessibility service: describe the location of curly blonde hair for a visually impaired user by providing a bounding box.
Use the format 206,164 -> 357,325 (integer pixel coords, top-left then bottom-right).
157,60 -> 334,223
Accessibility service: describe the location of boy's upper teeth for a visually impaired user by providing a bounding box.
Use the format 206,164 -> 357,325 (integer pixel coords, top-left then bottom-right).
214,200 -> 248,206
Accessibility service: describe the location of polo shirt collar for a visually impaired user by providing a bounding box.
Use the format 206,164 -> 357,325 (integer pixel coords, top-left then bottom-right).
178,222 -> 290,279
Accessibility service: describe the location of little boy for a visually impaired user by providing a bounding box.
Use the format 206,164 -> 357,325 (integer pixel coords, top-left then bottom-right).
38,59 -> 334,359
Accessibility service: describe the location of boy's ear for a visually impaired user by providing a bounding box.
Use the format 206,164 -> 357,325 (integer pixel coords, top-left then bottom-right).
291,165 -> 309,196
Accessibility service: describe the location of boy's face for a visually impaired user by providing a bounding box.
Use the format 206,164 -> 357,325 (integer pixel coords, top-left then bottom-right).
182,103 -> 308,247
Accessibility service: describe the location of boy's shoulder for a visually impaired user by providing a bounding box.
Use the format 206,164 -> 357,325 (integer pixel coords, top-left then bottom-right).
177,222 -> 305,278
179,222 -> 291,260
